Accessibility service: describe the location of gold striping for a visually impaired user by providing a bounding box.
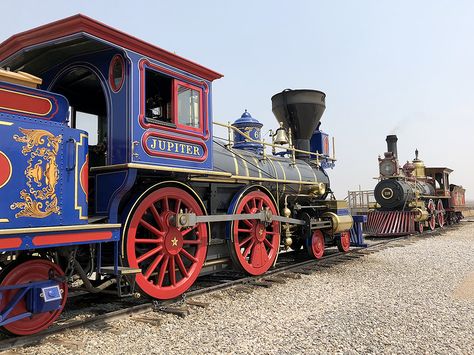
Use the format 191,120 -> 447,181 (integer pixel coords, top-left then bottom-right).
293,164 -> 302,194
190,177 -> 250,184
231,151 -> 239,175
193,175 -> 316,185
252,157 -> 262,179
0,223 -> 121,236
91,163 -> 232,177
0,218 -> 9,223
0,121 -> 13,126
274,159 -> 287,193
267,157 -> 279,181
74,133 -> 88,220
242,157 -> 250,177
310,164 -> 318,182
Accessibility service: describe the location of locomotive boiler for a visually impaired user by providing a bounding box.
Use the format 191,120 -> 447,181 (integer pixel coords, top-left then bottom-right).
0,15 -> 353,335
367,135 -> 466,236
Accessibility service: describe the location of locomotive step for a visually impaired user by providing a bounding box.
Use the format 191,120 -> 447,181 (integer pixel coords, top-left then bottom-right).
100,266 -> 142,275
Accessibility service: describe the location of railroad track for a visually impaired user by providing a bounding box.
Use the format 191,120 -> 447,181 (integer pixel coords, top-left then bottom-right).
0,224 -> 458,351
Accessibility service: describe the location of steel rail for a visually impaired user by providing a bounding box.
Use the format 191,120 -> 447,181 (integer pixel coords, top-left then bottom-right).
0,225 -> 456,351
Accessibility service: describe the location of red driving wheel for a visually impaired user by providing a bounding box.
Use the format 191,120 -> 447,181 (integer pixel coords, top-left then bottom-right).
437,199 -> 445,228
427,199 -> 436,231
0,258 -> 67,335
124,186 -> 208,299
336,231 -> 351,252
230,190 -> 280,275
308,230 -> 325,259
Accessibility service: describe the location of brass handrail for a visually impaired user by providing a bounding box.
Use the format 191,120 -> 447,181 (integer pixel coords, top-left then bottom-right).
213,121 -> 336,162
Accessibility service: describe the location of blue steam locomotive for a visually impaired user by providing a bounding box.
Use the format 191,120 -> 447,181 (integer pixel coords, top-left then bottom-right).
0,15 -> 352,335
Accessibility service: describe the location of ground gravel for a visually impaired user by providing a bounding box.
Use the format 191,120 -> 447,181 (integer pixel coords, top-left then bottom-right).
8,223 -> 474,354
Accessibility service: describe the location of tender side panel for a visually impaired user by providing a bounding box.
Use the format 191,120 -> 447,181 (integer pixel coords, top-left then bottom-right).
0,113 -> 88,228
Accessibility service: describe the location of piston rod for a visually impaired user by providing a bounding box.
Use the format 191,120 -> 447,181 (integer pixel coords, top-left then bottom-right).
175,210 -> 305,228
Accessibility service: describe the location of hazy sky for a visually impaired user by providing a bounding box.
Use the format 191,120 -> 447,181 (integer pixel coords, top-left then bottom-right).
2,1 -> 473,199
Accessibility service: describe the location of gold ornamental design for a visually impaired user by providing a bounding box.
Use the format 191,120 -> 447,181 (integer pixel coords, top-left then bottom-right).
10,128 -> 62,218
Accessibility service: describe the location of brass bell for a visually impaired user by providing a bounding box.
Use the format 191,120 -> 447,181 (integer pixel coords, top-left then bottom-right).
273,122 -> 289,145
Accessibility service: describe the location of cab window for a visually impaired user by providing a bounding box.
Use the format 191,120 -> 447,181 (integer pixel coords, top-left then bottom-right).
145,69 -> 173,125
177,83 -> 201,129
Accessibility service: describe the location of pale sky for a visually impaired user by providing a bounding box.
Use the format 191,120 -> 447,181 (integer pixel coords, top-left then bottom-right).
2,1 -> 473,200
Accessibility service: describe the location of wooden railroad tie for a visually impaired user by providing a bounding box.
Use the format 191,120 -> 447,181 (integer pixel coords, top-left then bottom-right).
186,300 -> 210,308
158,306 -> 190,318
248,280 -> 273,288
263,277 -> 287,284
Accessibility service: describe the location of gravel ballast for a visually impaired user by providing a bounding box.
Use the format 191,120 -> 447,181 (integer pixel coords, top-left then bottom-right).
10,223 -> 474,354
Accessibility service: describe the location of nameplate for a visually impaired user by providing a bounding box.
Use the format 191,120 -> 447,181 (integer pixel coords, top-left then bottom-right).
144,135 -> 205,160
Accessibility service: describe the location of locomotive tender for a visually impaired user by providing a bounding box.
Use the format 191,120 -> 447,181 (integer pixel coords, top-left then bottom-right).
0,15 -> 353,335
366,135 -> 465,236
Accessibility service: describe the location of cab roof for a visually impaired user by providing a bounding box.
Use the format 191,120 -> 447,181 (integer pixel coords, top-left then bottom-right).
0,14 -> 223,82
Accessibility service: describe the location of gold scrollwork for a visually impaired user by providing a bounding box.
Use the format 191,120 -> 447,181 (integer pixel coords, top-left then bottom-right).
10,128 -> 62,218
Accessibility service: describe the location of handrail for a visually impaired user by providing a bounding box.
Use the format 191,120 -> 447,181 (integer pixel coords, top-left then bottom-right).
213,121 -> 336,162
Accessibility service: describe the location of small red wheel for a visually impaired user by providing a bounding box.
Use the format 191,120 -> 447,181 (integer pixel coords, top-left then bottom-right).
427,199 -> 436,231
308,230 -> 325,259
124,186 -> 208,299
336,231 -> 351,252
230,190 -> 280,275
436,199 -> 445,228
417,222 -> 424,234
0,258 -> 67,335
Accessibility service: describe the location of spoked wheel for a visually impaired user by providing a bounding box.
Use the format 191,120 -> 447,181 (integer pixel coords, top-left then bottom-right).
308,230 -> 325,259
427,199 -> 436,231
124,186 -> 208,299
0,258 -> 67,335
229,189 -> 280,275
336,231 -> 351,253
416,222 -> 424,234
436,199 -> 445,228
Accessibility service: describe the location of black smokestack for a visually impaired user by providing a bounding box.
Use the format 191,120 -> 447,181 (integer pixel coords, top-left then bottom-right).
271,89 -> 326,160
386,135 -> 398,157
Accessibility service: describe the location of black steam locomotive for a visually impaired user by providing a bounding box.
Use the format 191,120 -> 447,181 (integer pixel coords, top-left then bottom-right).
367,135 -> 465,236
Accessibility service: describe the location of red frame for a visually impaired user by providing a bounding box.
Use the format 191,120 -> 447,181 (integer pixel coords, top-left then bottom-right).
0,83 -> 60,120
138,59 -> 209,139
173,80 -> 204,133
109,54 -> 125,92
32,231 -> 113,246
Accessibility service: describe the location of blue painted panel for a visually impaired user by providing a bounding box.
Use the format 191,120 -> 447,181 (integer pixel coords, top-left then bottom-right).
310,130 -> 330,157
40,48 -> 130,165
128,51 -> 214,171
95,170 -> 128,214
0,113 -> 88,228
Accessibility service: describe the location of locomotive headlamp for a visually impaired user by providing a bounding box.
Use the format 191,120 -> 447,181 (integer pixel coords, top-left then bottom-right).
379,160 -> 396,177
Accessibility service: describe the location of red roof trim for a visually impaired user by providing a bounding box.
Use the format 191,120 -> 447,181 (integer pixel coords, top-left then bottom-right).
0,14 -> 223,82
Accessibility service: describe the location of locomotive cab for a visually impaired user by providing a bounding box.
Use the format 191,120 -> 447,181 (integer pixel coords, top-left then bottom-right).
425,167 -> 452,197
